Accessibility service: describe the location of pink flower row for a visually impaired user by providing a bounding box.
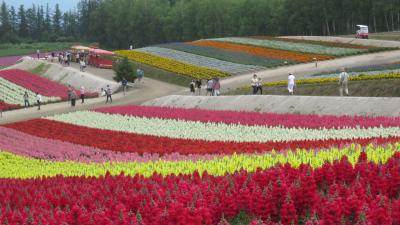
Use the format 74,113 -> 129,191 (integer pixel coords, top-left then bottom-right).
0,69 -> 70,99
0,127 -> 219,163
94,105 -> 400,129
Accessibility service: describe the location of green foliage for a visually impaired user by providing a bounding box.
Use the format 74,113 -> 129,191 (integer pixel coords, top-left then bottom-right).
113,57 -> 136,83
28,63 -> 51,75
1,0 -> 400,48
0,42 -> 75,57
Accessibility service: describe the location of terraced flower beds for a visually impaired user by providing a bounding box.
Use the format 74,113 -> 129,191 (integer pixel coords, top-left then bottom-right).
191,40 -> 334,62
0,69 -> 98,110
157,42 -> 292,68
211,37 -> 366,56
1,105 -> 398,224
115,50 -> 228,79
136,46 -> 263,74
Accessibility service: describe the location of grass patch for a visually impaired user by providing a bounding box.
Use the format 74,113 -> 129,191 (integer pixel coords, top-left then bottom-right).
0,42 -> 76,57
227,79 -> 400,97
28,63 -> 51,75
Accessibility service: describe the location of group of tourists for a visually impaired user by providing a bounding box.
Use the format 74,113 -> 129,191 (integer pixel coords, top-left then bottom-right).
251,67 -> 350,96
22,92 -> 42,110
67,85 -> 86,107
189,78 -> 221,96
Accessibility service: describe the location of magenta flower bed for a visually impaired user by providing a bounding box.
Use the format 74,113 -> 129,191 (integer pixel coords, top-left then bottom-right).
0,69 -> 69,99
0,127 -> 219,163
94,105 -> 400,129
0,101 -> 20,111
0,69 -> 98,100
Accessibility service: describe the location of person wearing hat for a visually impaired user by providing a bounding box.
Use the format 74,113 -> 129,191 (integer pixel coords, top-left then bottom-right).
288,73 -> 296,95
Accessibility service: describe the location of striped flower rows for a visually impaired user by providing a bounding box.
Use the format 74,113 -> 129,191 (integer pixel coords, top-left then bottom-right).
1,105 -> 399,224
157,42 -> 290,67
192,40 -> 334,62
115,50 -> 228,79
0,77 -> 61,105
0,143 -> 398,178
136,46 -> 263,74
212,37 -> 365,56
46,111 -> 400,143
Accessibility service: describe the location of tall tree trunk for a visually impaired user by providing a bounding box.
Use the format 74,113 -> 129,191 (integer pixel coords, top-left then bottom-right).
385,14 -> 390,31
325,20 -> 330,35
373,15 -> 377,33
391,11 -> 395,31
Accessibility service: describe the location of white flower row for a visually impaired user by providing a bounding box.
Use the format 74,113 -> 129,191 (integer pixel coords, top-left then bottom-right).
135,47 -> 263,74
0,78 -> 61,105
47,111 -> 400,143
211,37 -> 365,56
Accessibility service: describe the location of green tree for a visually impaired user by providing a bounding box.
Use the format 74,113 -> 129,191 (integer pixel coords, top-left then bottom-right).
53,4 -> 62,34
18,5 -> 27,37
113,57 -> 136,83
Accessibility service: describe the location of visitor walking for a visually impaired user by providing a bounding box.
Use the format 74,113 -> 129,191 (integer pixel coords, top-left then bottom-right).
256,77 -> 263,95
36,93 -> 42,110
288,73 -> 296,95
206,79 -> 214,96
70,90 -> 77,107
80,59 -> 86,72
36,49 -> 40,59
80,86 -> 85,103
121,78 -> 128,96
195,79 -> 202,95
189,80 -> 196,95
136,68 -> 144,83
106,85 -> 112,103
339,67 -> 349,96
51,52 -> 55,62
212,78 -> 221,96
67,85 -> 73,102
23,91 -> 30,108
251,74 -> 258,94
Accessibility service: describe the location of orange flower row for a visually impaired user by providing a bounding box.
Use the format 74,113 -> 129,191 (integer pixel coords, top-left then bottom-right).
250,36 -> 372,49
191,40 -> 335,62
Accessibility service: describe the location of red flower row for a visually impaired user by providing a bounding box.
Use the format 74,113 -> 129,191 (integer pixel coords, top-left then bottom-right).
5,119 -> 400,155
94,105 -> 400,129
0,152 -> 399,225
0,69 -> 98,99
0,101 -> 20,111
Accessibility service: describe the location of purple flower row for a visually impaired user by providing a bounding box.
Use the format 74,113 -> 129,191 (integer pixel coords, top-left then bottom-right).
0,127 -> 220,163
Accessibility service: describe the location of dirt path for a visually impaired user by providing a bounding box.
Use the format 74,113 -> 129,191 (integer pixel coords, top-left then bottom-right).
220,50 -> 400,92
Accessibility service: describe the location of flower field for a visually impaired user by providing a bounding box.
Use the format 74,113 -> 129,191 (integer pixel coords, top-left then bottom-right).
262,72 -> 400,87
114,36 -> 388,81
115,50 -> 229,79
0,105 -> 399,224
191,40 -> 335,63
157,43 -> 292,68
211,37 -> 366,56
136,47 -> 263,74
0,69 -> 97,110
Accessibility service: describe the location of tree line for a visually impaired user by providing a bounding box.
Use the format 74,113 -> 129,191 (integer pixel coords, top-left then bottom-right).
1,0 -> 400,48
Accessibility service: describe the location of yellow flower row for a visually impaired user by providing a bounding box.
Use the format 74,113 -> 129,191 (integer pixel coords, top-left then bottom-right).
0,143 -> 398,179
115,50 -> 229,79
263,72 -> 400,87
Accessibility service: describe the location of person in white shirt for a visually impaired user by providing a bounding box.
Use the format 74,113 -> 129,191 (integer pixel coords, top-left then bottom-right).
287,73 -> 295,95
339,67 -> 349,96
80,86 -> 85,103
36,93 -> 42,110
251,74 -> 258,94
80,59 -> 86,72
